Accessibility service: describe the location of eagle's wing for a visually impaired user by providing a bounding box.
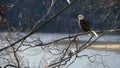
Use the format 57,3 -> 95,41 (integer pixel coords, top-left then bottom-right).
78,20 -> 92,31
78,20 -> 98,37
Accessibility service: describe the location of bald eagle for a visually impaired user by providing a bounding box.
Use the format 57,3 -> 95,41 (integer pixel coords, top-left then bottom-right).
78,15 -> 98,37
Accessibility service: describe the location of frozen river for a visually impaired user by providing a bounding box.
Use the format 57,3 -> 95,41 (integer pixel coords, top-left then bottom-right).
0,33 -> 120,68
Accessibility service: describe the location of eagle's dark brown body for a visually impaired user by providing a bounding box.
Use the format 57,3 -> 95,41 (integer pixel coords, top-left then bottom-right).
78,19 -> 92,32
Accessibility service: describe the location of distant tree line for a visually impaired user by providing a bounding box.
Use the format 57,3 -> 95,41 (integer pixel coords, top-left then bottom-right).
0,0 -> 120,33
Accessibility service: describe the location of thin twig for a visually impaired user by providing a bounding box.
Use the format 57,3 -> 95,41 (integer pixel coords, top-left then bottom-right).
0,0 -> 77,52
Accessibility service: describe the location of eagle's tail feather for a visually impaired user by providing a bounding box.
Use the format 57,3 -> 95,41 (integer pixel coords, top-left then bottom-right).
91,30 -> 98,37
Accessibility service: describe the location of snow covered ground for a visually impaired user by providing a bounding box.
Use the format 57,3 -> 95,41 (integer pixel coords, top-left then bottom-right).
0,33 -> 120,68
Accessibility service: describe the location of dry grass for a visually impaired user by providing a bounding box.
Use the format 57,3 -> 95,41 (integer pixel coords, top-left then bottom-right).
89,44 -> 120,52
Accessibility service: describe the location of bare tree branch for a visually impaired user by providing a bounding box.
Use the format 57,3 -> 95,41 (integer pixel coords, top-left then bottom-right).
0,0 -> 77,52
4,64 -> 17,68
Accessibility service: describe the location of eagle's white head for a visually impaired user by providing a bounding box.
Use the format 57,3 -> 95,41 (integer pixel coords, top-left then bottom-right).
78,15 -> 84,20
